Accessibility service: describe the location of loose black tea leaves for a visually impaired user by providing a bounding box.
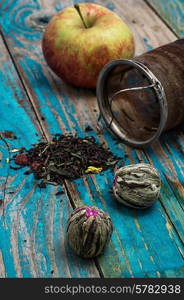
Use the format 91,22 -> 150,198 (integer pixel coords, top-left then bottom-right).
13,134 -> 120,186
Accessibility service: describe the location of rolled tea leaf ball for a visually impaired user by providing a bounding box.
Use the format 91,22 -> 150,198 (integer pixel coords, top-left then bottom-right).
67,206 -> 113,258
113,163 -> 161,208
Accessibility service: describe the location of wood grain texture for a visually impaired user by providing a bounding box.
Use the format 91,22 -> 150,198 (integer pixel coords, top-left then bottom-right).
0,0 -> 184,277
147,0 -> 184,37
0,35 -> 99,278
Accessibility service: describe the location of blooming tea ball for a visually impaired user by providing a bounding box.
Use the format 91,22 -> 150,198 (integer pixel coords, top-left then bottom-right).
113,163 -> 161,209
67,206 -> 113,258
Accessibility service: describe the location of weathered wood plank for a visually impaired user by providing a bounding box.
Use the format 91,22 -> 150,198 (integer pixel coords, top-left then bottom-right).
146,0 -> 184,37
0,0 -> 184,277
0,36 -> 99,278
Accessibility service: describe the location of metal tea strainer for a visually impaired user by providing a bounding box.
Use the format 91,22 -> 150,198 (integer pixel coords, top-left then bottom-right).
96,39 -> 184,148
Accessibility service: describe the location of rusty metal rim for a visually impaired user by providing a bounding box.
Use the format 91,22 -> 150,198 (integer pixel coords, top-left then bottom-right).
96,59 -> 168,148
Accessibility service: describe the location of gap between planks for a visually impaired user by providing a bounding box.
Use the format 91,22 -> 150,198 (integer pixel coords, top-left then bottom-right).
144,0 -> 181,38
0,29 -> 49,142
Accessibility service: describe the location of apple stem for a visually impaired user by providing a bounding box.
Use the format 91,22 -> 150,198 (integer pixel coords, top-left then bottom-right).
74,4 -> 88,29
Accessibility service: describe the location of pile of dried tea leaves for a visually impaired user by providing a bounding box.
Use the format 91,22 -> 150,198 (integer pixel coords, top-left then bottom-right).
13,134 -> 119,187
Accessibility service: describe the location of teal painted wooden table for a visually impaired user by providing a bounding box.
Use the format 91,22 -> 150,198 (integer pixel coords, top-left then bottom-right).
0,0 -> 184,278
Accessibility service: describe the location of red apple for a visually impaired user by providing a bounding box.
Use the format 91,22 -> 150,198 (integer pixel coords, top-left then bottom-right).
42,3 -> 135,88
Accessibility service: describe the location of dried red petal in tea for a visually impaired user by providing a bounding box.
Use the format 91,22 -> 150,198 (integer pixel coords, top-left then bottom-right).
31,161 -> 41,169
15,153 -> 29,165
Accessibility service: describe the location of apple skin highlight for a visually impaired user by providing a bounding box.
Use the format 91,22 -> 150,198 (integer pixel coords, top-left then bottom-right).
42,3 -> 135,88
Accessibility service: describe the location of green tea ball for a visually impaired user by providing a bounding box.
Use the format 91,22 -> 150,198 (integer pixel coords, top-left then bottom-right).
113,163 -> 161,209
67,206 -> 113,258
